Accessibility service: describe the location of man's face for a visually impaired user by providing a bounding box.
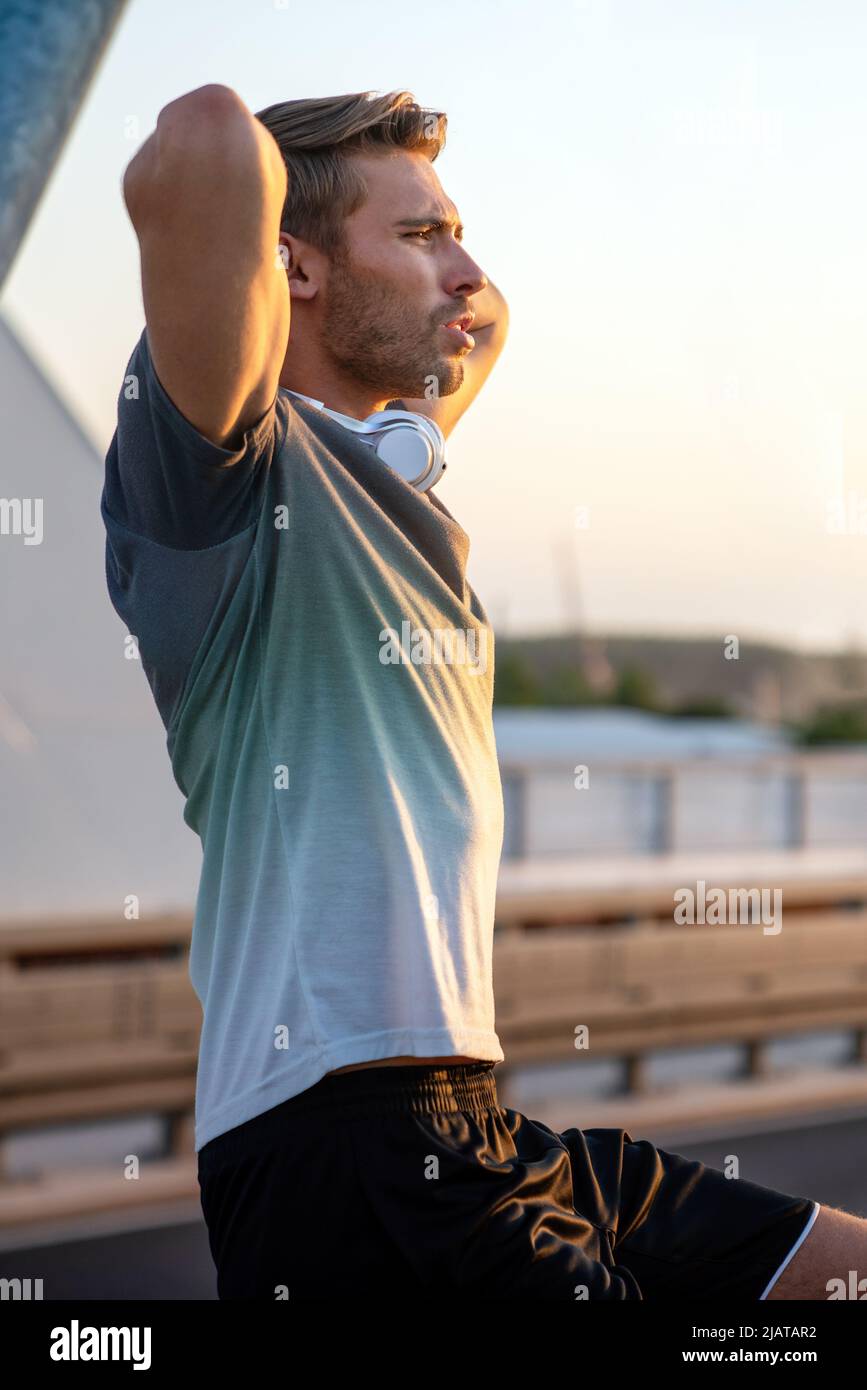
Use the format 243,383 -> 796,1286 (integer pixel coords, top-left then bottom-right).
319,149 -> 487,401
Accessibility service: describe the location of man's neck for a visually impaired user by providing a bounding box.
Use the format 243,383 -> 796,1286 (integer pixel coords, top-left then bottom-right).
279,357 -> 391,421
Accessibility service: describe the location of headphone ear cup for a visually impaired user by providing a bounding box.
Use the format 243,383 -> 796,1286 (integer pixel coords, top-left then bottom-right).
283,393 -> 447,492
364,410 -> 446,492
413,413 -> 446,457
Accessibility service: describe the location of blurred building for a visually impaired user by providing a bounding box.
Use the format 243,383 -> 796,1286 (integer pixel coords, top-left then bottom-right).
0,314 -> 201,921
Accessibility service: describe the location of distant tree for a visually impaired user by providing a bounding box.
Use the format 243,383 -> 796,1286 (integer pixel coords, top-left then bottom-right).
798,702 -> 867,745
671,696 -> 736,719
613,665 -> 662,711
493,649 -> 542,705
539,666 -> 597,706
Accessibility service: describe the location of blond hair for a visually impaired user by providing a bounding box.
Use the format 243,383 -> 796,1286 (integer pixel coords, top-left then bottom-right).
254,91 -> 447,257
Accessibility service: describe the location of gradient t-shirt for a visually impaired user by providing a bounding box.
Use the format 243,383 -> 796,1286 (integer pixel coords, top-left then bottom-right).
100,327 -> 505,1151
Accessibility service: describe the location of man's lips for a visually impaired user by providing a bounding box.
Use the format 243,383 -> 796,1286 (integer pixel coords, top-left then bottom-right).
442,312 -> 475,332
441,312 -> 475,348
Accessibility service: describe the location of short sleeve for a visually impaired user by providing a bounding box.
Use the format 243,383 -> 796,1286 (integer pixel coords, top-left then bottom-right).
102,325 -> 283,549
99,327 -> 289,733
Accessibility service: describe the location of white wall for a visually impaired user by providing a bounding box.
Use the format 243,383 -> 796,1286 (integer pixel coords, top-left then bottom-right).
0,316 -> 201,920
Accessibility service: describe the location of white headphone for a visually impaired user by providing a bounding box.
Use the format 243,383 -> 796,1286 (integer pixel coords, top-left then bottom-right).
284,390 -> 447,493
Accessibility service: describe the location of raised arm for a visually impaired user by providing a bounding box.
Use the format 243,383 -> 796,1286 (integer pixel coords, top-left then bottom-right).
390,279 -> 509,439
122,83 -> 290,452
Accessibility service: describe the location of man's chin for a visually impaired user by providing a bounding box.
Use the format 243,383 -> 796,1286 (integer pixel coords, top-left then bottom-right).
398,359 -> 463,401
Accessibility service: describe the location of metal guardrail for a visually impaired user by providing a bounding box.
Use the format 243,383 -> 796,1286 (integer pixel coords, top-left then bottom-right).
500,751 -> 867,859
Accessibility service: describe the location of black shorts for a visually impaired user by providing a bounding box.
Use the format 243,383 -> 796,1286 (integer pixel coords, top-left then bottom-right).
197,1061 -> 819,1300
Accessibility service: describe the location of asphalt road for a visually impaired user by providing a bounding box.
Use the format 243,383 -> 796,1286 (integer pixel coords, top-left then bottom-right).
2,1110 -> 865,1300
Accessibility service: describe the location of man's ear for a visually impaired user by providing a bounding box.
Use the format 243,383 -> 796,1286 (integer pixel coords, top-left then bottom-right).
278,230 -> 319,301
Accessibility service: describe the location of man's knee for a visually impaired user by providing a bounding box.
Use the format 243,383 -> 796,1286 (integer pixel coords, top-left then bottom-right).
766,1205 -> 867,1300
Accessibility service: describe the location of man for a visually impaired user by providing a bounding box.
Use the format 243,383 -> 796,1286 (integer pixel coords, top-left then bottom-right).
102,83 -> 867,1298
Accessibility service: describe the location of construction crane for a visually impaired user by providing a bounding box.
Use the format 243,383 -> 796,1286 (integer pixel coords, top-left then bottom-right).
552,526 -> 613,693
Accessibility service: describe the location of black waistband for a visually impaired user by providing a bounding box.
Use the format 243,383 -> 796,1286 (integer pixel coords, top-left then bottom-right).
199,1062 -> 502,1167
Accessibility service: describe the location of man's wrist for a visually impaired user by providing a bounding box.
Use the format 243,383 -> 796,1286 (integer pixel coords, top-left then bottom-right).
471,279 -> 509,334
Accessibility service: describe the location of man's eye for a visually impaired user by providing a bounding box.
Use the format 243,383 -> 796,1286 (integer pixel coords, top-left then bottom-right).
404,229 -> 433,241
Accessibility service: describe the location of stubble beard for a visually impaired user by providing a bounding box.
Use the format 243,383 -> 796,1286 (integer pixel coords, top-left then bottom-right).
320,246 -> 464,403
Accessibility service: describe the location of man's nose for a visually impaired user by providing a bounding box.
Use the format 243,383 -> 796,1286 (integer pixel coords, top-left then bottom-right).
448,246 -> 487,297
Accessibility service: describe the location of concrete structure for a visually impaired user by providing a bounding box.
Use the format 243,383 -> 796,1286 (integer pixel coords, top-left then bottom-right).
0,315 -> 202,920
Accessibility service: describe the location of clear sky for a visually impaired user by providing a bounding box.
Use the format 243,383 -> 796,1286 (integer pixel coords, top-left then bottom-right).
4,0 -> 867,651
